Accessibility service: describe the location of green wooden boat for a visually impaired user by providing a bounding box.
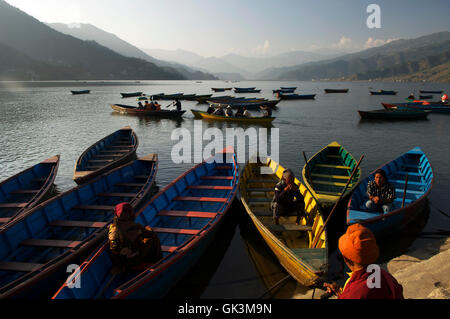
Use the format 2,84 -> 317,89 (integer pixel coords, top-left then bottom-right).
302,141 -> 361,207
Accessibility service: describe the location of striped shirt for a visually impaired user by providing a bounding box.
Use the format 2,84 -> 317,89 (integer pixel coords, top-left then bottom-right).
366,180 -> 396,201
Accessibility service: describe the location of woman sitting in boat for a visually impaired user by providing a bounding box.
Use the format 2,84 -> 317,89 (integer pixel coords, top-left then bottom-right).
365,169 -> 396,214
225,105 -> 234,117
260,105 -> 272,118
108,202 -> 163,268
235,107 -> 244,117
271,169 -> 305,225
324,224 -> 403,299
206,105 -> 215,114
243,107 -> 251,118
213,105 -> 225,116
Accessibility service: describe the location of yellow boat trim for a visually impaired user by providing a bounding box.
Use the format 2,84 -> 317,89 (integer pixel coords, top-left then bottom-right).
310,173 -> 350,180
312,180 -> 353,187
315,164 -> 351,169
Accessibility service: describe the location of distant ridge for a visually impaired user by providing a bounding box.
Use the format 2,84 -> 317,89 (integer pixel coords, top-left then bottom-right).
0,0 -> 184,80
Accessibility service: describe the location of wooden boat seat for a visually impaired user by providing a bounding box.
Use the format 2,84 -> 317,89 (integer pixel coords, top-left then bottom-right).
391,180 -> 426,187
134,175 -> 149,180
0,261 -> 44,272
312,180 -> 352,187
0,203 -> 27,208
73,205 -> 115,211
161,246 -> 177,253
99,150 -> 128,154
158,210 -> 217,218
88,159 -> 114,163
315,164 -> 351,169
85,166 -> 104,170
9,189 -> 40,194
97,192 -> 136,198
173,196 -> 227,203
247,179 -> 277,184
48,220 -> 108,228
316,190 -> 341,196
247,198 -> 272,203
326,155 -> 341,159
247,188 -> 274,192
20,239 -> 82,249
188,185 -> 233,190
310,173 -> 350,180
152,227 -> 200,235
94,154 -> 124,158
267,224 -> 312,232
214,166 -> 232,170
396,171 -> 421,177
200,176 -> 233,180
395,188 -> 423,195
114,183 -> 145,188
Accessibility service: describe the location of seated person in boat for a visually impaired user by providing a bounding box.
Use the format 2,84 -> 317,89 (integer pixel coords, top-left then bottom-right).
174,98 -> 182,111
225,105 -> 234,117
137,102 -> 144,109
153,101 -> 161,111
206,105 -> 215,114
235,106 -> 244,117
323,224 -> 403,299
407,93 -> 415,100
144,100 -> 152,110
213,105 -> 225,116
271,169 -> 305,225
108,202 -> 163,268
243,107 -> 251,118
260,105 -> 272,118
441,93 -> 449,103
365,169 -> 395,214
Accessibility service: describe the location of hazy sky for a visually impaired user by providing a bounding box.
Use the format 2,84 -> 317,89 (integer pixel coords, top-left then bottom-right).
5,0 -> 450,57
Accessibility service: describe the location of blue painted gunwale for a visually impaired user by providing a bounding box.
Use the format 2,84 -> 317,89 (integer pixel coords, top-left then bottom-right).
0,156 -> 60,226
52,147 -> 239,299
0,154 -> 158,298
346,147 -> 434,237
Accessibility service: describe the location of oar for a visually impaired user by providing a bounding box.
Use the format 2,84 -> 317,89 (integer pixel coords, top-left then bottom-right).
165,102 -> 175,109
401,173 -> 409,208
311,155 -> 364,248
302,151 -> 312,184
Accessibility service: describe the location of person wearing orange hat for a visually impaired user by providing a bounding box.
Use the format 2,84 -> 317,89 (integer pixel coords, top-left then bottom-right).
441,93 -> 449,103
323,224 -> 404,299
108,202 -> 162,268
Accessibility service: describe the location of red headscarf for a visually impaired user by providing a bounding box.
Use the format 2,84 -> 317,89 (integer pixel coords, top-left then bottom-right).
114,202 -> 134,221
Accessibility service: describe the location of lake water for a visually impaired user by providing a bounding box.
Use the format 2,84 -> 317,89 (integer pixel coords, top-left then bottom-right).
0,80 -> 449,299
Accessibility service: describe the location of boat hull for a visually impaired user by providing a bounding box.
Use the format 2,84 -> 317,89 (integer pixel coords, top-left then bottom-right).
191,110 -> 275,124
358,109 -> 430,120
110,104 -> 185,117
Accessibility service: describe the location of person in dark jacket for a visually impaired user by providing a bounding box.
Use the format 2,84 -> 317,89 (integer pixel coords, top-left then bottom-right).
206,105 -> 215,114
323,224 -> 404,299
271,169 -> 305,225
174,99 -> 182,111
108,203 -> 162,268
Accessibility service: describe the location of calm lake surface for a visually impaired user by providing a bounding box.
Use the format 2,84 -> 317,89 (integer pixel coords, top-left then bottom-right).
0,80 -> 449,298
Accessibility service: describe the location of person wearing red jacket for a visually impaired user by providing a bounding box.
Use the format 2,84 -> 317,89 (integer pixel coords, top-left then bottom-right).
324,223 -> 404,299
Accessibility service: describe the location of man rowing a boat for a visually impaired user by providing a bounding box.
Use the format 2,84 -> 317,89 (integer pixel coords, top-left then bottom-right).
271,169 -> 305,225
108,203 -> 162,268
365,169 -> 395,214
323,224 -> 404,299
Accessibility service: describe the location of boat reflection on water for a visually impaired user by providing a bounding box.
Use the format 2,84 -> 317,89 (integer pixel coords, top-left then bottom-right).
239,210 -> 311,299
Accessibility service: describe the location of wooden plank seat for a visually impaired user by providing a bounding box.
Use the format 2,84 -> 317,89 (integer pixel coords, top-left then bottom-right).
316,190 -> 341,196
99,150 -> 129,154
214,166 -> 232,170
134,175 -> 149,180
200,176 -> 233,180
188,185 -> 233,190
173,196 -> 228,203
97,192 -> 137,198
395,188 -> 423,195
158,210 -> 217,219
20,239 -> 82,249
310,173 -> 350,180
161,246 -> 177,253
315,164 -> 351,169
311,180 -> 352,187
9,189 -> 40,194
247,198 -> 272,203
88,159 -> 114,163
247,179 -> 277,184
152,227 -> 200,235
396,171 -> 421,177
247,188 -> 274,192
114,183 -> 145,188
85,166 -> 104,170
326,155 -> 341,159
0,217 -> 11,224
48,220 -> 108,228
73,205 -> 115,211
0,261 -> 44,272
0,203 -> 27,208
391,180 -> 426,186
267,224 -> 313,232
93,154 -> 124,158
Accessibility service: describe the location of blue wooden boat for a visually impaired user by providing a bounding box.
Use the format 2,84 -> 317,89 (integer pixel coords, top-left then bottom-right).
0,156 -> 60,226
234,88 -> 261,94
277,93 -> 316,100
346,147 -> 433,238
370,90 -> 398,95
420,90 -> 442,94
0,154 -> 158,298
280,87 -> 297,90
383,103 -> 450,114
52,147 -> 239,299
273,88 -> 296,94
151,93 -> 184,100
324,89 -> 349,93
73,127 -> 138,185
71,90 -> 90,95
